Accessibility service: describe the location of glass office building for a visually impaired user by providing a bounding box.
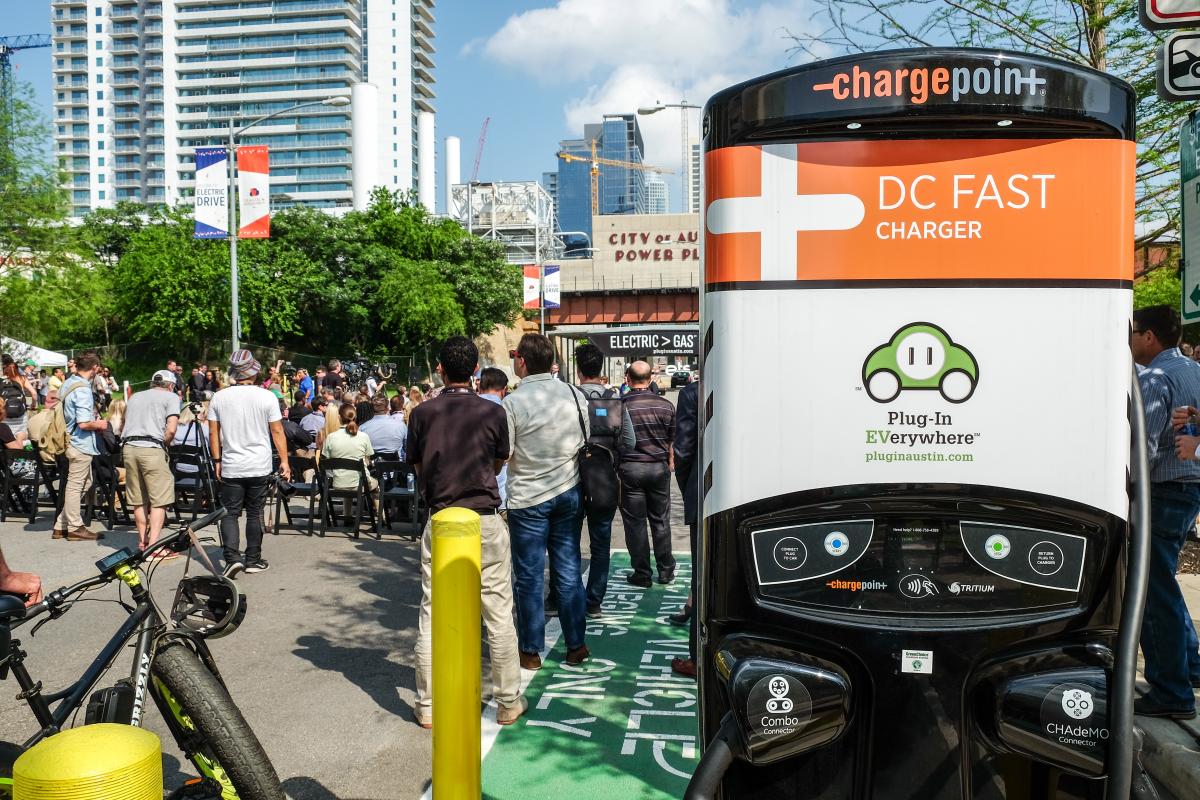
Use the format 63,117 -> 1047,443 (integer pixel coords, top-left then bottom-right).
51,0 -> 435,218
552,113 -> 647,251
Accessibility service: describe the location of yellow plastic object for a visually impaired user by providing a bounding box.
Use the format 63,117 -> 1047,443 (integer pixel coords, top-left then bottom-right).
14,723 -> 162,800
431,506 -> 482,800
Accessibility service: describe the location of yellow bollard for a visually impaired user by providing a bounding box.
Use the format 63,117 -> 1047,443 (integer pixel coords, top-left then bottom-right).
13,723 -> 161,800
432,506 -> 482,800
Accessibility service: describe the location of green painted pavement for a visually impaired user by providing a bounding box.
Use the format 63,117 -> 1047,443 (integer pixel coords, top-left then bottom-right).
482,552 -> 698,799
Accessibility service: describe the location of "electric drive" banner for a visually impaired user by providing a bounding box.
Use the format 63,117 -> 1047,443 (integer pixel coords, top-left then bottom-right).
193,147 -> 228,239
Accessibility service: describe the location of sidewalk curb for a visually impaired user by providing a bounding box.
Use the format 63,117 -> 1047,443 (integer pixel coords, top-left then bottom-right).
1137,714 -> 1200,799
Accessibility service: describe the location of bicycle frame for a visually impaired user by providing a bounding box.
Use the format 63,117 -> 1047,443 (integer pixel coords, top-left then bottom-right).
1,563 -> 220,751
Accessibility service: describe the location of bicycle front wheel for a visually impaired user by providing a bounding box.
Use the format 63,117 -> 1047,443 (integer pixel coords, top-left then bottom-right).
151,643 -> 284,800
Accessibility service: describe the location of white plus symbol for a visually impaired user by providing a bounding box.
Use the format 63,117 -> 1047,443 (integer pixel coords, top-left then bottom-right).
705,143 -> 866,281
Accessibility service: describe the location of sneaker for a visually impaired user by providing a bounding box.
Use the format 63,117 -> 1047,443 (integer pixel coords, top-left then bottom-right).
222,561 -> 245,579
519,652 -> 542,671
496,695 -> 528,726
656,568 -> 676,585
565,644 -> 590,665
586,604 -> 603,619
625,573 -> 652,589
414,710 -> 433,730
667,610 -> 692,627
243,559 -> 270,574
1134,695 -> 1196,719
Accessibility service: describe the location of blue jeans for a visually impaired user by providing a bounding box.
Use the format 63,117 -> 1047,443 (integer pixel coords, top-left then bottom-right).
1141,483 -> 1200,709
508,485 -> 586,652
585,507 -> 615,609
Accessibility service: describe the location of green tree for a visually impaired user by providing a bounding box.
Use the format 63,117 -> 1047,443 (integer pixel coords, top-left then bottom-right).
377,255 -> 466,350
110,209 -> 231,351
0,261 -> 113,348
77,201 -> 147,268
1135,264 -> 1182,308
0,81 -> 69,274
789,1 -> 1181,244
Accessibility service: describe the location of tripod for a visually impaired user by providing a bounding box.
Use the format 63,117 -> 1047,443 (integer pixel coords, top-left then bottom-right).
172,401 -> 219,523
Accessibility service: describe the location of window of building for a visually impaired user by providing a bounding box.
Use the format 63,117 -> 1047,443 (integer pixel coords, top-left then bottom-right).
98,157 -> 105,166
99,190 -> 106,200
98,175 -> 105,183
97,75 -> 103,83
95,23 -> 102,33
97,108 -> 104,116
97,123 -> 104,133
96,90 -> 103,100
95,7 -> 101,15
96,57 -> 102,66
98,141 -> 104,150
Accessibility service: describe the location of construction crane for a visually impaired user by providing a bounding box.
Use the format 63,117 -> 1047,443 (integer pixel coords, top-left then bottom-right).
1,34 -> 52,131
557,139 -> 673,216
470,116 -> 489,182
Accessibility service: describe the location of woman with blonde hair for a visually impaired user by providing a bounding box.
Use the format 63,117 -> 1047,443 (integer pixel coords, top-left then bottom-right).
403,385 -> 422,424
316,397 -> 342,452
106,399 -> 128,438
321,403 -> 378,503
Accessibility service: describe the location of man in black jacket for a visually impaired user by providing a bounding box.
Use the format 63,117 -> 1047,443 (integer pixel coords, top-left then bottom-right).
670,378 -> 699,678
619,361 -> 676,586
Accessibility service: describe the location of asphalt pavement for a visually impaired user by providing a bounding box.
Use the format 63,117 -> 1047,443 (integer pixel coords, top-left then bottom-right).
0,470 -> 694,799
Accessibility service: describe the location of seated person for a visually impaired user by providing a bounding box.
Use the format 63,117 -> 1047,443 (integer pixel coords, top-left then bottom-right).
359,394 -> 406,458
171,404 -> 211,475
320,404 -> 378,497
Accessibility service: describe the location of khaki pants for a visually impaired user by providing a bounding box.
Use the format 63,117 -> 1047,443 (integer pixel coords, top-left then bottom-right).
414,512 -> 521,719
54,444 -> 93,531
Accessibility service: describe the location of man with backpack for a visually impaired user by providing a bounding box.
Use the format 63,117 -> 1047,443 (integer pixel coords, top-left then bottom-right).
49,352 -> 108,542
575,344 -> 634,617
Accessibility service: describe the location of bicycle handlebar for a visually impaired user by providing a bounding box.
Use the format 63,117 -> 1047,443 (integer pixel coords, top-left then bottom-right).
15,507 -> 229,625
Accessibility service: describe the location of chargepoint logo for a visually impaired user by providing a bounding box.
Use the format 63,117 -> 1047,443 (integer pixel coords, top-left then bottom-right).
813,60 -> 1046,105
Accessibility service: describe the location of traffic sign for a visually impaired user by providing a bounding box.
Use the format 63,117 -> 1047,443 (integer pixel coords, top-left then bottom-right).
1141,0 -> 1200,30
1181,113 -> 1200,321
1158,32 -> 1200,101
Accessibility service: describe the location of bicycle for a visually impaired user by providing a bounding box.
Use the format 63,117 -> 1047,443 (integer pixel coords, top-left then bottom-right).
0,507 -> 284,800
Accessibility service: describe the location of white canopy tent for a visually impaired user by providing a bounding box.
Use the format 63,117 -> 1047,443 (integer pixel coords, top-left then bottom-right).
0,337 -> 69,368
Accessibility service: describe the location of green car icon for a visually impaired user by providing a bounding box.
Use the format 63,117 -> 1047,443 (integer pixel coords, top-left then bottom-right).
862,323 -> 978,404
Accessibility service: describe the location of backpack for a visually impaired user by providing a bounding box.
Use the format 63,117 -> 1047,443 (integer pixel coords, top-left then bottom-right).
39,381 -> 88,458
584,386 -> 624,445
573,386 -> 621,514
0,379 -> 26,420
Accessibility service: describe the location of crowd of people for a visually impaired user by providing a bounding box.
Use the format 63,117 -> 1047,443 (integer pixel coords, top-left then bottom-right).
0,333 -> 699,731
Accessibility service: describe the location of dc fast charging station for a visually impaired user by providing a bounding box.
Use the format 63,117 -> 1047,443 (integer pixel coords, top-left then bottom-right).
687,49 -> 1150,800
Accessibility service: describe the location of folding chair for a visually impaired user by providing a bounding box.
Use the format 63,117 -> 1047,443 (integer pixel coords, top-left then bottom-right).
374,457 -> 422,539
273,454 -> 321,536
85,450 -> 130,531
319,457 -> 379,540
31,443 -> 59,513
169,445 -> 217,523
0,449 -> 45,524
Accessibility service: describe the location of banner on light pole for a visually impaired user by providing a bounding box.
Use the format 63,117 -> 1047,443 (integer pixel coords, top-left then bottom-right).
193,147 -> 229,239
543,265 -> 561,309
523,265 -> 540,309
237,145 -> 271,239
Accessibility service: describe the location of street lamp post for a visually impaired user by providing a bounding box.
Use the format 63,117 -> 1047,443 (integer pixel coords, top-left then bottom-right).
637,100 -> 702,213
225,95 -> 350,350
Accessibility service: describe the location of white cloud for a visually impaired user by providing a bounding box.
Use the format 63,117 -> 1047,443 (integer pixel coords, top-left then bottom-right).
482,0 -> 816,210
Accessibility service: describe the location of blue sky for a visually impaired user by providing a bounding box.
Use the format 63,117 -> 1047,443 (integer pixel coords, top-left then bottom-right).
7,1 -> 811,213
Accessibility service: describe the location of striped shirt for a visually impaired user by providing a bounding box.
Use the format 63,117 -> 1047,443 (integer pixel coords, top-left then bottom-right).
621,388 -> 676,463
1139,347 -> 1200,483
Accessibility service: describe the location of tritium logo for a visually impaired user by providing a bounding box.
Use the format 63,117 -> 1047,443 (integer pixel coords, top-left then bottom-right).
813,61 -> 1046,105
949,582 -> 996,595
